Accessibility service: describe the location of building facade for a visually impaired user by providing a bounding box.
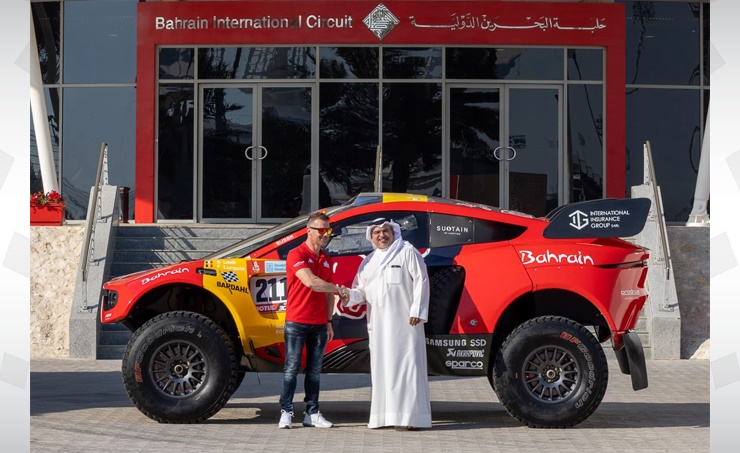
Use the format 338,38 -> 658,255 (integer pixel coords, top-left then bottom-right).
31,0 -> 710,225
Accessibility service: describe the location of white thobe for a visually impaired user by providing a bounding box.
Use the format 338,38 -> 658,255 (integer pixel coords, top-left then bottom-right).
347,241 -> 432,429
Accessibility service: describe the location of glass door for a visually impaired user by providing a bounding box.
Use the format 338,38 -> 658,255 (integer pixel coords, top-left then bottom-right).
448,85 -> 503,207
199,84 -> 313,222
447,84 -> 562,216
505,87 -> 562,217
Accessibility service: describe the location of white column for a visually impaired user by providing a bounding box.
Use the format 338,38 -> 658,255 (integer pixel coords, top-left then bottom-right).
30,11 -> 59,193
686,109 -> 710,226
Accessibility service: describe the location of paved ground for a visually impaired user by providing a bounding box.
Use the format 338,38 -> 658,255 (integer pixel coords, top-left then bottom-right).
30,358 -> 708,452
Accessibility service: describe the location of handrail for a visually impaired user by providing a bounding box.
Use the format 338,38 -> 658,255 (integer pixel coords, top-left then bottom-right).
644,141 -> 671,280
80,142 -> 108,284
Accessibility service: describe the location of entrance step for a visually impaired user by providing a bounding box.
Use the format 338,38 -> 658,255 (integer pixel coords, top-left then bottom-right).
108,225 -> 268,278
98,224 -> 270,359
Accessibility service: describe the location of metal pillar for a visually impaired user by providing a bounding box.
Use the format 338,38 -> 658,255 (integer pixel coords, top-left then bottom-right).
30,10 -> 59,193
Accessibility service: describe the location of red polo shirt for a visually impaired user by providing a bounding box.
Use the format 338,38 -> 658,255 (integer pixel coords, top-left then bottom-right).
285,242 -> 335,325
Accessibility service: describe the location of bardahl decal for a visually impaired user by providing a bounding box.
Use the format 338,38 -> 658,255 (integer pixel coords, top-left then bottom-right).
216,281 -> 249,294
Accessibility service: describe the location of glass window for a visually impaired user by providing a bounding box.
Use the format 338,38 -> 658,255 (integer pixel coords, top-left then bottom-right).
702,3 -> 709,85
31,87 -> 61,195
383,47 -> 442,79
325,211 -> 429,256
429,214 -> 525,247
382,83 -> 442,196
63,1 -> 136,83
198,47 -> 316,79
319,47 -> 379,79
32,2 -> 60,84
158,85 -> 195,220
568,84 -> 604,202
319,83 -> 379,204
568,48 -> 603,81
448,87 -> 501,206
625,88 -> 701,223
159,48 -> 194,80
446,47 -> 563,80
622,1 -> 701,86
62,87 -> 136,221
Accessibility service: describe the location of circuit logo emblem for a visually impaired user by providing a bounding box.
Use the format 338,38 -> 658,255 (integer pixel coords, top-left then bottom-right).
363,3 -> 399,40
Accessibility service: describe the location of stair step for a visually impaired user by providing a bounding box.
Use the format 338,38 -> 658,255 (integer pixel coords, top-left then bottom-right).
97,345 -> 126,360
99,330 -> 133,346
111,250 -> 216,264
114,239 -> 243,252
100,225 -> 272,353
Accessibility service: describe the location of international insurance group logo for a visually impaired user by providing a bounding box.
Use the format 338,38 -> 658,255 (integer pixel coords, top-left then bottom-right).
568,210 -> 589,230
364,3 -> 399,40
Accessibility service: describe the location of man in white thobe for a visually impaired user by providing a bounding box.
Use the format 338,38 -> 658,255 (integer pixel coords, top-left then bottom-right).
341,218 -> 432,430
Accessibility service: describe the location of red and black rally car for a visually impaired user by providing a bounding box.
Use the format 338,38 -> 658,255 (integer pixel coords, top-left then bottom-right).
100,193 -> 651,428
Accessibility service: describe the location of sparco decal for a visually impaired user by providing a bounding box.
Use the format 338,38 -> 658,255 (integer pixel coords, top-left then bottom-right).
141,267 -> 190,285
519,249 -> 594,265
445,360 -> 484,370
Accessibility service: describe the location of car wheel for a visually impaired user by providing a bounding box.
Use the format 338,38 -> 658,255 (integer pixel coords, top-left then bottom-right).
122,311 -> 237,423
425,266 -> 465,335
492,315 -> 608,428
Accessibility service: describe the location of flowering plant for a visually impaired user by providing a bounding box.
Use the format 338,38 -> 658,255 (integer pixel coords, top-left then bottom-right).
30,190 -> 65,207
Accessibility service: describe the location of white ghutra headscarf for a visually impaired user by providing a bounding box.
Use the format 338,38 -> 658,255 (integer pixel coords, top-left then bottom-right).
365,218 -> 405,271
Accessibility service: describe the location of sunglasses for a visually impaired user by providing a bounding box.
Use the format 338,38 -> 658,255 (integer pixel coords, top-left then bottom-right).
308,226 -> 333,236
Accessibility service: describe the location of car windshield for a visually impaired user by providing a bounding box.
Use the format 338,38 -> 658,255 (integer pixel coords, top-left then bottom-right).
203,205 -> 346,259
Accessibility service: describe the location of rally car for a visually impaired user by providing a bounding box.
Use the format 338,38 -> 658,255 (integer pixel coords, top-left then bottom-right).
100,193 -> 651,428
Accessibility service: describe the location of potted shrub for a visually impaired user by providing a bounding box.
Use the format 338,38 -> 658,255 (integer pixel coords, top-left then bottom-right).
30,190 -> 65,226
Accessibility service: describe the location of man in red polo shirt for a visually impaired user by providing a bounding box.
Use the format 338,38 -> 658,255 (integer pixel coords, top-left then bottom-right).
278,211 -> 338,429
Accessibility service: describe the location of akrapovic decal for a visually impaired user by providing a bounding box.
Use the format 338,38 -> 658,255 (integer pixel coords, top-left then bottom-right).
426,334 -> 491,376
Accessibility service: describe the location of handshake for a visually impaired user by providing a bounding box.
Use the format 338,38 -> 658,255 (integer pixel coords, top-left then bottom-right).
336,285 -> 350,305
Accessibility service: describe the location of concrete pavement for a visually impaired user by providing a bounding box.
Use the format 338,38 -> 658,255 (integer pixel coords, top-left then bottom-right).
31,358 -> 709,452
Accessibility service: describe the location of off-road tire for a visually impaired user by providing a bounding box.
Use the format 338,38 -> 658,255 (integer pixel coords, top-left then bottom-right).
492,315 -> 608,428
122,311 -> 237,423
425,266 -> 465,336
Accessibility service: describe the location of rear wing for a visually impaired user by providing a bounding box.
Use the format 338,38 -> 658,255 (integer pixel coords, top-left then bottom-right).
543,198 -> 651,239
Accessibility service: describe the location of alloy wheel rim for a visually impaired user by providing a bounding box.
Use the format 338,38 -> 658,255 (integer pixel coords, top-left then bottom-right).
521,345 -> 580,403
148,340 -> 207,398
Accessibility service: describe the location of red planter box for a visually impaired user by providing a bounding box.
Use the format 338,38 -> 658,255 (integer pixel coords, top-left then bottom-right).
31,203 -> 65,226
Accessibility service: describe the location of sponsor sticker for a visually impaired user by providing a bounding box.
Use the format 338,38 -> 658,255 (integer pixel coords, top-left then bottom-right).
250,275 -> 288,313
519,249 -> 594,265
141,267 -> 190,285
265,261 -> 286,274
426,335 -> 491,376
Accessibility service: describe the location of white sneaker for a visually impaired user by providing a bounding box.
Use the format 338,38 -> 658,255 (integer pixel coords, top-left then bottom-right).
303,411 -> 333,428
278,410 -> 293,429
